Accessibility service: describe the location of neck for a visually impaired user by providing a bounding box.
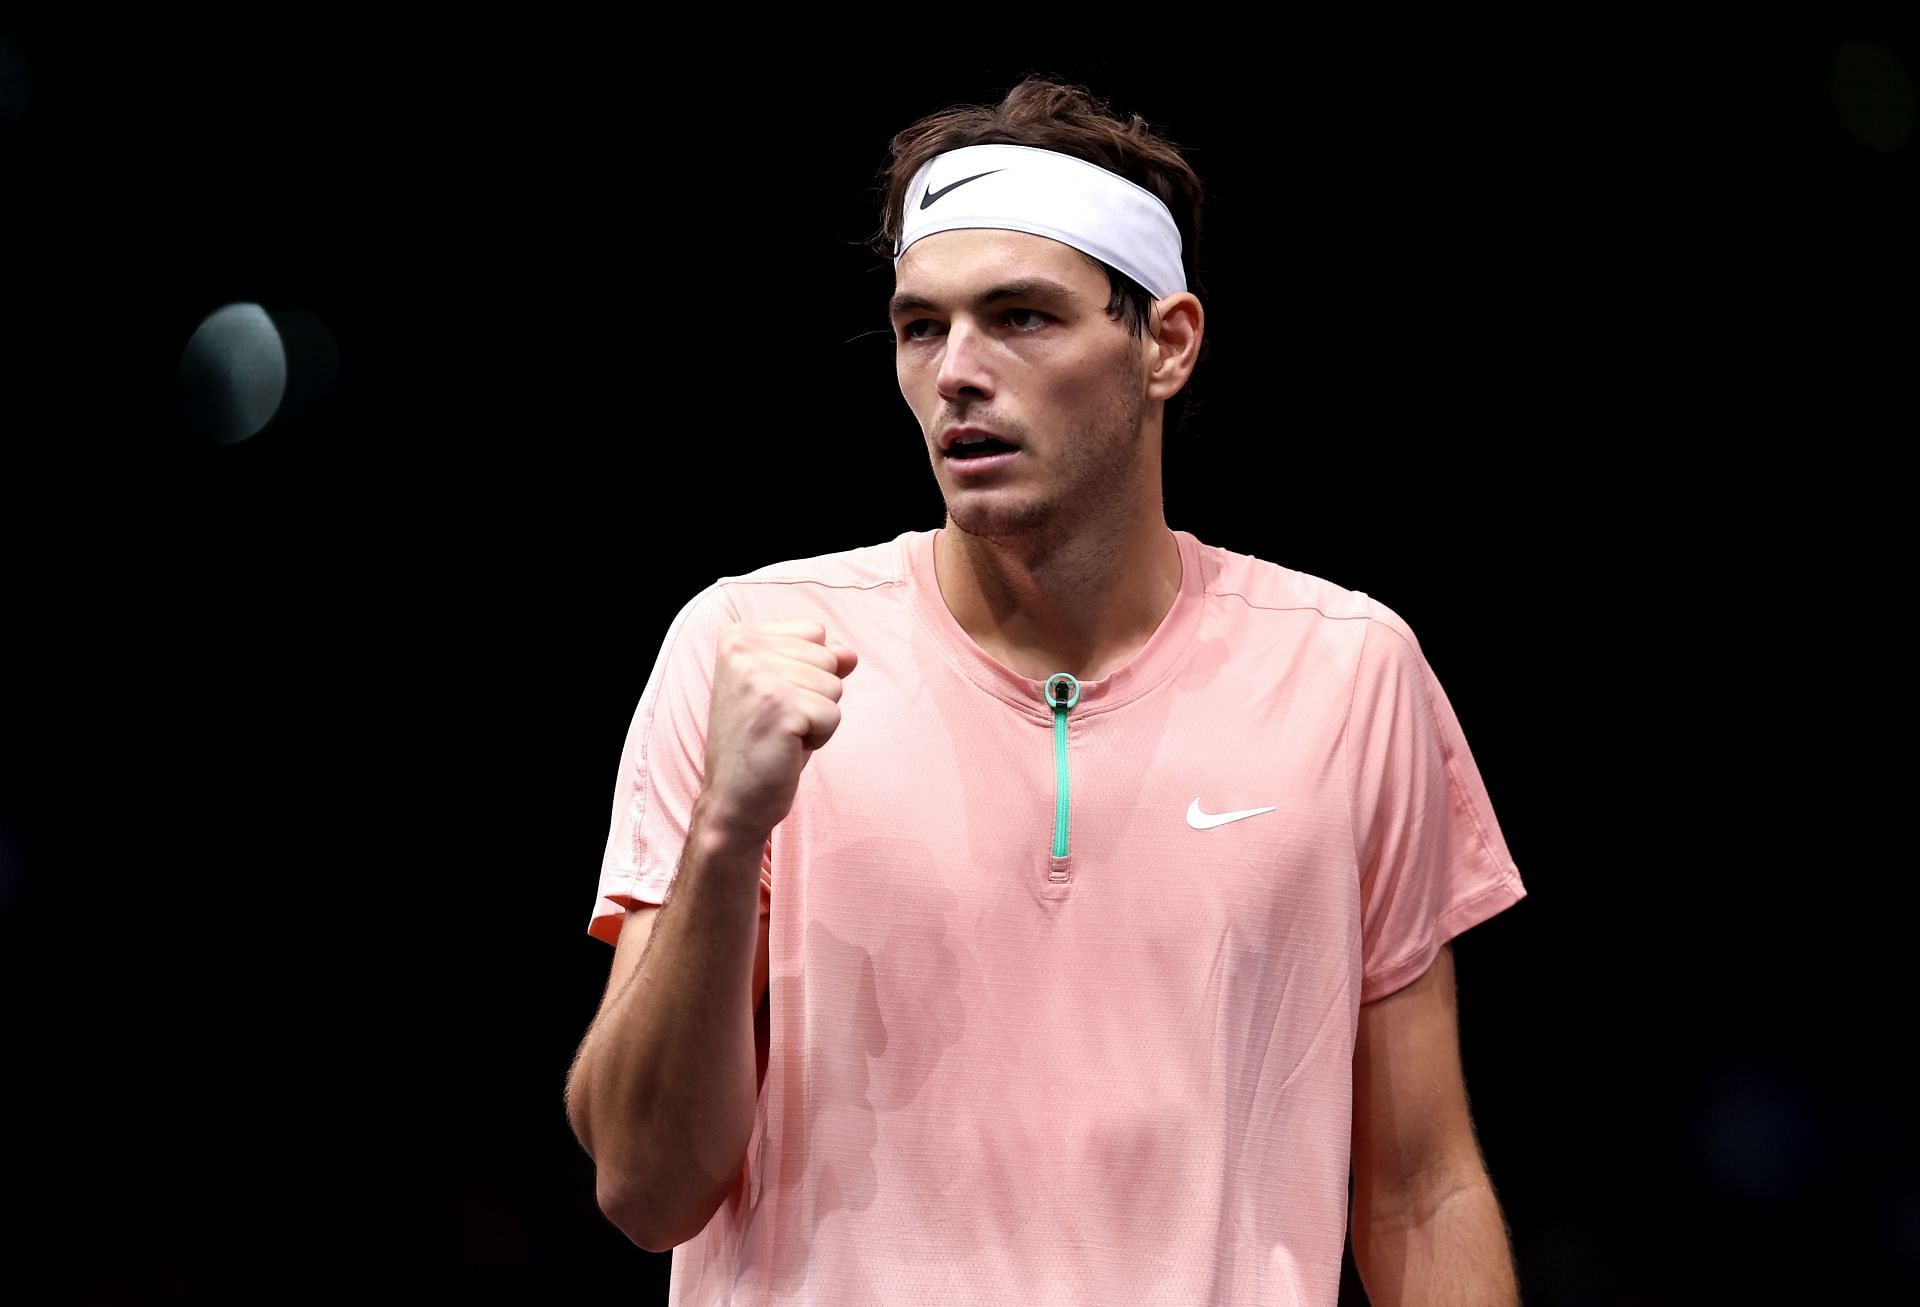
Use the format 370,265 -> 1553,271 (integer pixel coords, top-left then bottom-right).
933,508 -> 1183,683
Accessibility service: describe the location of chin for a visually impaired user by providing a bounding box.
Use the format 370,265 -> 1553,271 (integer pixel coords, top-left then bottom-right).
944,497 -> 1056,542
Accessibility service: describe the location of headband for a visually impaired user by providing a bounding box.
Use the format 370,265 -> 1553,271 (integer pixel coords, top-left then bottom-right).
893,143 -> 1187,300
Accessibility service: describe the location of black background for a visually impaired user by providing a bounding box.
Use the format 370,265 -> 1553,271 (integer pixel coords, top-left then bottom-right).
2,15 -> 1912,1304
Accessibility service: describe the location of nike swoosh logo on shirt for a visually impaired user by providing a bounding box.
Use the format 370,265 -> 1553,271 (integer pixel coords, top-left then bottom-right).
920,169 -> 1003,209
1186,799 -> 1278,830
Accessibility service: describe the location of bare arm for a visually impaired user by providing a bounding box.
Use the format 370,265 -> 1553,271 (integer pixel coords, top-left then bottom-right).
1350,945 -> 1520,1305
1353,1168 -> 1519,1307
565,793 -> 769,1252
567,616 -> 855,1252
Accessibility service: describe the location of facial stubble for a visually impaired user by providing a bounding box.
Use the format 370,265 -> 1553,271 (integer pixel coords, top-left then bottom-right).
942,353 -> 1151,554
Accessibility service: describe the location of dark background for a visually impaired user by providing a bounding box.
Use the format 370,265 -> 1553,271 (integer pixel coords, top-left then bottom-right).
2,15 -> 1911,1304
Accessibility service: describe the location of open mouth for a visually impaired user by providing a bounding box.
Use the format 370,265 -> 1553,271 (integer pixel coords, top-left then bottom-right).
947,437 -> 1019,459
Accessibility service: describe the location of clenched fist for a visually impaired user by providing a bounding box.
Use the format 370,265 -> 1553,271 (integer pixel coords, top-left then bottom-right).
699,620 -> 859,846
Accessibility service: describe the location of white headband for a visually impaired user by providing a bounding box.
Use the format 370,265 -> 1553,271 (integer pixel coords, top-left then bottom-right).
893,143 -> 1187,300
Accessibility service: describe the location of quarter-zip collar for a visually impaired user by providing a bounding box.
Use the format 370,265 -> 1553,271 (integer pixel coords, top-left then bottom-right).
905,525 -> 1206,722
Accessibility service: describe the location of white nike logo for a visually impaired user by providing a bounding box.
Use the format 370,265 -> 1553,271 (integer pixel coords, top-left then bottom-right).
1186,799 -> 1278,830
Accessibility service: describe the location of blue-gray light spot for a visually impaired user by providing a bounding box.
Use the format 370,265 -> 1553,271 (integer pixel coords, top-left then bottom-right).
178,303 -> 288,445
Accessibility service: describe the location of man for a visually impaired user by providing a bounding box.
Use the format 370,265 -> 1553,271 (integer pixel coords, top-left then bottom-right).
565,77 -> 1527,1306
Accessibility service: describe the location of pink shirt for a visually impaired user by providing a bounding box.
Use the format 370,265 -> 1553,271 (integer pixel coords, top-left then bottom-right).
589,526 -> 1527,1306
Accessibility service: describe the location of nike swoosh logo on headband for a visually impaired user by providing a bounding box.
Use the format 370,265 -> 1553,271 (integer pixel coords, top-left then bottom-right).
920,169 -> 1004,209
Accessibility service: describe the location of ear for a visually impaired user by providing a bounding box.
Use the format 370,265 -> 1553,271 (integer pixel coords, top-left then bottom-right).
1143,292 -> 1203,403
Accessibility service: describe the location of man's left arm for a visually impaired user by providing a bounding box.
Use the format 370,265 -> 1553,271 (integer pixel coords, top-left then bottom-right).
1350,943 -> 1521,1307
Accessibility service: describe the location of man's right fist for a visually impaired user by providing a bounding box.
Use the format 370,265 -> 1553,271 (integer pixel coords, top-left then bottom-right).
699,620 -> 859,845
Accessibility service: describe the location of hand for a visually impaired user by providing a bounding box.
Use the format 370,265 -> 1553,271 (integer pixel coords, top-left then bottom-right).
698,619 -> 859,844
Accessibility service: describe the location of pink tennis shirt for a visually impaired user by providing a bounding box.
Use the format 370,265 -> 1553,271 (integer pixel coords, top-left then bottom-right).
588,525 -> 1527,1306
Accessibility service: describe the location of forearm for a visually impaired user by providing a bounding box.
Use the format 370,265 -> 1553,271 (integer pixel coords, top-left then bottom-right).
1352,1168 -> 1520,1307
572,799 -> 767,1249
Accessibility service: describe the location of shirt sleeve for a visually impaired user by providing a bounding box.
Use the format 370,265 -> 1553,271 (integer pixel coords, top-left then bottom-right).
587,581 -> 774,948
1346,604 -> 1527,1003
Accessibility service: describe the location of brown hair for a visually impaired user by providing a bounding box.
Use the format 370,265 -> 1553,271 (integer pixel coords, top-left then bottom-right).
866,75 -> 1212,442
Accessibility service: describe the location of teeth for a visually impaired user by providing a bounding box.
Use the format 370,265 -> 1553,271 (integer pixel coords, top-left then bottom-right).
955,434 -> 987,446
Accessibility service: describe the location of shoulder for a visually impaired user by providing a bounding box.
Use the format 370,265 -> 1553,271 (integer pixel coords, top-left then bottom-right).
1182,530 -> 1412,641
704,530 -> 918,623
722,531 -> 912,589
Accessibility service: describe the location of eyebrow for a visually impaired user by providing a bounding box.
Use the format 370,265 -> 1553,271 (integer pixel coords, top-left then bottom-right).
887,277 -> 1080,322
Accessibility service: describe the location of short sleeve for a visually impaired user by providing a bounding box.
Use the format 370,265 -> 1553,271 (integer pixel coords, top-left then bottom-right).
587,582 -> 774,948
1346,607 -> 1527,1004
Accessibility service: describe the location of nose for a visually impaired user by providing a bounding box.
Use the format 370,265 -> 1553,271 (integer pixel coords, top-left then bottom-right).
934,317 -> 994,404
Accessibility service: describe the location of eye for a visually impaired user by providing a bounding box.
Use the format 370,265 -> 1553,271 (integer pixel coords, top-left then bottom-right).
897,310 -> 1051,342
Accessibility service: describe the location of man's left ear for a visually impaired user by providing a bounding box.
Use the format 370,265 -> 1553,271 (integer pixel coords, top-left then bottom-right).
1145,293 -> 1203,403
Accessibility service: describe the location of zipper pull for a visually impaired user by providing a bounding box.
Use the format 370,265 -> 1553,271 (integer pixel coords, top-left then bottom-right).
1044,673 -> 1080,858
1046,672 -> 1080,712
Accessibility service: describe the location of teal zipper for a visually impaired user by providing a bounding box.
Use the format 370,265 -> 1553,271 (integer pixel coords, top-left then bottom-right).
1044,673 -> 1081,857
